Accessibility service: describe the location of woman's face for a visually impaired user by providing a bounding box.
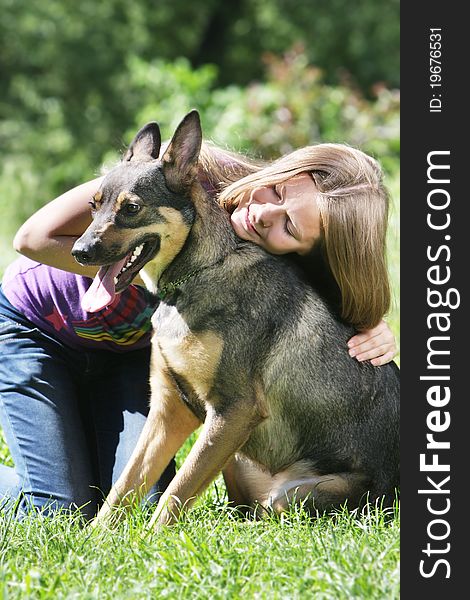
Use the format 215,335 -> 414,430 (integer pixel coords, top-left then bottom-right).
230,173 -> 321,255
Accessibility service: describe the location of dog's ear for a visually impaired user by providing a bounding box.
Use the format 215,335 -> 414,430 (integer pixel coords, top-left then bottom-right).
124,122 -> 161,162
161,110 -> 202,192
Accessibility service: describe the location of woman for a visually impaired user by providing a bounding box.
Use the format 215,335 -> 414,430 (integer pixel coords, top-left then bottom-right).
0,139 -> 397,518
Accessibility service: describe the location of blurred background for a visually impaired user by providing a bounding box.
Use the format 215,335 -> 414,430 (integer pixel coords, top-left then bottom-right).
0,0 -> 399,340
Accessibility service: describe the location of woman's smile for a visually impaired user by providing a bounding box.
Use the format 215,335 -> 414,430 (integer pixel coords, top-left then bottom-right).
244,205 -> 260,237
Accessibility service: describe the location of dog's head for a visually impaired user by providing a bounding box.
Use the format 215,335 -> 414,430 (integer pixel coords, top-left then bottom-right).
72,110 -> 202,312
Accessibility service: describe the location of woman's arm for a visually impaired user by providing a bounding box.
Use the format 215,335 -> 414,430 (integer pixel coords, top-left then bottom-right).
13,177 -> 105,278
347,320 -> 398,366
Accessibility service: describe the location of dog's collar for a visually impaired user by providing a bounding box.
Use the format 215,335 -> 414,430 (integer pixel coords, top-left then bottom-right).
157,269 -> 200,301
157,254 -> 228,301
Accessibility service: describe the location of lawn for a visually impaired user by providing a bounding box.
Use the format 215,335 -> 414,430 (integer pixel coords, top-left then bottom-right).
0,420 -> 400,599
0,493 -> 400,599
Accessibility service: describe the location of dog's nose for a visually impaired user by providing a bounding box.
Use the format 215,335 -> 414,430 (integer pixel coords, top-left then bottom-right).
71,243 -> 96,265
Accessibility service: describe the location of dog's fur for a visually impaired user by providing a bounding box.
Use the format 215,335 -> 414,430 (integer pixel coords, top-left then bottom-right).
72,111 -> 399,527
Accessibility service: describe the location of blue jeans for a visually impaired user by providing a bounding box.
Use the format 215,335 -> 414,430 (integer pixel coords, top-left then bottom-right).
0,313 -> 175,519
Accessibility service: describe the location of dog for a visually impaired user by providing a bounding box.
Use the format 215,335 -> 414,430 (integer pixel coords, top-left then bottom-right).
72,110 -> 399,527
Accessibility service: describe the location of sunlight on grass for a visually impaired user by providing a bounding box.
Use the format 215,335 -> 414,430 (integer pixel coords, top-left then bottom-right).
0,499 -> 400,599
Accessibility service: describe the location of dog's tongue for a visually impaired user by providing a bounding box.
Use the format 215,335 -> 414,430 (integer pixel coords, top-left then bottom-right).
81,257 -> 128,313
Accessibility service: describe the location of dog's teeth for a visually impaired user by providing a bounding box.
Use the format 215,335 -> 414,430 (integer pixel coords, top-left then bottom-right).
114,277 -> 118,285
116,245 -> 144,281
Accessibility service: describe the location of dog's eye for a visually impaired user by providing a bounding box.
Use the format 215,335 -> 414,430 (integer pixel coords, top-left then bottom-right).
88,200 -> 96,210
126,203 -> 141,215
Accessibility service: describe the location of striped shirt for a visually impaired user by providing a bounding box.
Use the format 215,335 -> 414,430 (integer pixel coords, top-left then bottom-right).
1,257 -> 157,352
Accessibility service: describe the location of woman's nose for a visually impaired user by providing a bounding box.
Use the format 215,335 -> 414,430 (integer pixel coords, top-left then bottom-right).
251,186 -> 273,205
253,203 -> 281,228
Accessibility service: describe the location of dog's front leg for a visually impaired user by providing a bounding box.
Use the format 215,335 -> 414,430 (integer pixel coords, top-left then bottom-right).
148,400 -> 265,528
93,375 -> 200,526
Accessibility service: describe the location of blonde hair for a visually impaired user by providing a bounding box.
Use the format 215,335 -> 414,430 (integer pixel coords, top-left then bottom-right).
197,141 -> 265,191
198,142 -> 390,331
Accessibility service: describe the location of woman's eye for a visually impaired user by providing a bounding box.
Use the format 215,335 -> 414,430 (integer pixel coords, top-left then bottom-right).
284,218 -> 294,237
273,185 -> 282,201
126,203 -> 141,215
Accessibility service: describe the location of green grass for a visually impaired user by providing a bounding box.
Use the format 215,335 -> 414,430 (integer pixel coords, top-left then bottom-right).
0,495 -> 399,599
0,432 -> 400,598
0,430 -> 401,597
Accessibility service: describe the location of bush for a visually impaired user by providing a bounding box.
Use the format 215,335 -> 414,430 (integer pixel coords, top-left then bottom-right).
0,48 -> 399,242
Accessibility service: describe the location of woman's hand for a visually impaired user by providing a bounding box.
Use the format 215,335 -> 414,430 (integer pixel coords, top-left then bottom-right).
347,320 -> 397,366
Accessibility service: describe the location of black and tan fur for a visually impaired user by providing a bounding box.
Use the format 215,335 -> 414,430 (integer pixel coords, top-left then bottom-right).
72,111 -> 399,527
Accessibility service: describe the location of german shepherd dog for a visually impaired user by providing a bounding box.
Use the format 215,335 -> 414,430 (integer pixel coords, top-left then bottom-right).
72,111 -> 399,528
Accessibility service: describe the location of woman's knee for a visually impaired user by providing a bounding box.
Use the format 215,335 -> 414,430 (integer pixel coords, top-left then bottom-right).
7,487 -> 99,520
0,468 -> 100,520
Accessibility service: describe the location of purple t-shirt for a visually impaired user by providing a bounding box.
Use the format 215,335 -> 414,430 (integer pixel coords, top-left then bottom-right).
2,257 -> 157,352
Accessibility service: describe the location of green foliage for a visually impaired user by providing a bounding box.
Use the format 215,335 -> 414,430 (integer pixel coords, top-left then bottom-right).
207,49 -> 399,168
195,0 -> 400,92
0,0 -> 399,245
271,0 -> 400,90
0,48 -> 399,232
